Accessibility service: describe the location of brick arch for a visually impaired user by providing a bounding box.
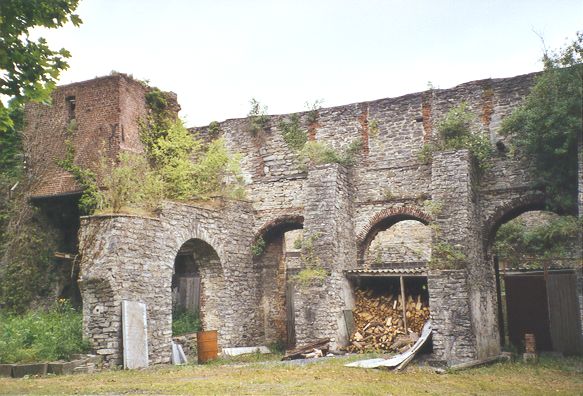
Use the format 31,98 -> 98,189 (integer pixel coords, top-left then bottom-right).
254,214 -> 304,243
356,206 -> 432,263
482,192 -> 551,250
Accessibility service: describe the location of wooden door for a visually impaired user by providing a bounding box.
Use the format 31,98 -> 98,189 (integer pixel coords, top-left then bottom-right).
547,272 -> 582,355
505,274 -> 552,351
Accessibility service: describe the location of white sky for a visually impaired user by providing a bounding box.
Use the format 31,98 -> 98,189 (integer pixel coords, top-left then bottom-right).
31,0 -> 582,127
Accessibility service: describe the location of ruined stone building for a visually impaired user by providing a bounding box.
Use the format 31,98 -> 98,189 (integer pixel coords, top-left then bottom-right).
23,72 -> 583,367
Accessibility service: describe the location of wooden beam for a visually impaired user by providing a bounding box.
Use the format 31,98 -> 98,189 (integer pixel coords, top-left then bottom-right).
400,276 -> 408,334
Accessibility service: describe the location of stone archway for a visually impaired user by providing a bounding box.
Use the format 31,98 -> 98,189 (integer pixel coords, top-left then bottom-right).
356,206 -> 432,266
254,215 -> 304,347
172,238 -> 224,334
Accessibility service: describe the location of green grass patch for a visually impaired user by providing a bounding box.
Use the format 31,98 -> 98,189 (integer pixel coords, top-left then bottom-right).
0,300 -> 90,363
1,354 -> 581,395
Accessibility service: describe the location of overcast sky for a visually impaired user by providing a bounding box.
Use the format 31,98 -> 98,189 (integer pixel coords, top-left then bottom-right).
32,0 -> 582,126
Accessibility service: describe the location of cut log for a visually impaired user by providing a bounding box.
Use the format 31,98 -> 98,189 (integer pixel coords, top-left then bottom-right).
282,338 -> 330,360
346,288 -> 430,354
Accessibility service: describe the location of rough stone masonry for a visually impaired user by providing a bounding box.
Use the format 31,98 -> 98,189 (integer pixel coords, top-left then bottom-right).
23,71 -> 583,367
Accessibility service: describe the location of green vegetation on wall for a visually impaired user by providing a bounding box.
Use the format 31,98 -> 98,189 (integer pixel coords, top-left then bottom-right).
56,120 -> 100,215
279,114 -> 307,151
501,33 -> 582,213
298,139 -> 363,169
494,214 -> 581,268
247,98 -> 269,135
96,86 -> 245,214
293,232 -> 328,287
0,101 -> 63,313
419,102 -> 493,173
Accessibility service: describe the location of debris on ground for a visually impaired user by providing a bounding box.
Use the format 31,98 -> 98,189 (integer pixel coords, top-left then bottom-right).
282,338 -> 330,360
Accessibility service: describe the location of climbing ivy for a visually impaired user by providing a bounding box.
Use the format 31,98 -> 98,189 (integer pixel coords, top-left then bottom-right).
56,120 -> 100,215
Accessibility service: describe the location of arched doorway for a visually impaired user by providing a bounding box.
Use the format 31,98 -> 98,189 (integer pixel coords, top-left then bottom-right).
489,209 -> 582,355
363,219 -> 431,268
172,238 -> 224,337
348,211 -> 433,354
253,215 -> 303,348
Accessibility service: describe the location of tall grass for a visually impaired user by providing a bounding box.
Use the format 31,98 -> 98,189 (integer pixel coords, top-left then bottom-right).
0,300 -> 90,363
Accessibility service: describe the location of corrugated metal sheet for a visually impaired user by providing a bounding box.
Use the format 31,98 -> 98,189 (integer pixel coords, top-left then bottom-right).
345,267 -> 426,276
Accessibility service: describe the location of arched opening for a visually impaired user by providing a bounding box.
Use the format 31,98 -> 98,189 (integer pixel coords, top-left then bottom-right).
171,239 -> 224,340
253,216 -> 303,349
489,208 -> 582,355
347,213 -> 432,354
363,220 -> 431,268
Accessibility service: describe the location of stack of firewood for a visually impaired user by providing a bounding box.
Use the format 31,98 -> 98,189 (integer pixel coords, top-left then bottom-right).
347,289 -> 430,353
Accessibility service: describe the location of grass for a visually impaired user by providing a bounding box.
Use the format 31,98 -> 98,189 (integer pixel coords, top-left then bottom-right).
0,354 -> 581,395
0,300 -> 90,364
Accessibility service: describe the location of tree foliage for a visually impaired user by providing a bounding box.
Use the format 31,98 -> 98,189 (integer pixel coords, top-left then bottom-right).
0,0 -> 82,131
501,32 -> 582,212
494,214 -> 581,268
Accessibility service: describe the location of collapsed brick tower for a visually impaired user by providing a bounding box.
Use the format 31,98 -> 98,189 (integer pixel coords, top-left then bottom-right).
23,73 -> 148,199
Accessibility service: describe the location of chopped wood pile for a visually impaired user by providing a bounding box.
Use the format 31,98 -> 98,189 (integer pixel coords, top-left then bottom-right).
347,289 -> 430,353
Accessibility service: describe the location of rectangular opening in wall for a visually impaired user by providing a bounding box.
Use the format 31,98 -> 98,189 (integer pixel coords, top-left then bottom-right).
344,269 -> 432,355
66,96 -> 76,121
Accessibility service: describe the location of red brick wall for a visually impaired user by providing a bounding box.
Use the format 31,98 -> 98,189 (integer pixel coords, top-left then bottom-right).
23,74 -> 147,198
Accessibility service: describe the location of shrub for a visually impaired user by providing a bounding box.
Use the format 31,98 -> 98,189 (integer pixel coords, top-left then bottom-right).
279,114 -> 307,151
97,151 -> 164,214
0,300 -> 90,363
298,139 -> 362,169
419,102 -> 493,173
172,308 -> 201,336
494,215 -> 581,267
251,236 -> 266,256
247,98 -> 269,135
500,33 -> 582,213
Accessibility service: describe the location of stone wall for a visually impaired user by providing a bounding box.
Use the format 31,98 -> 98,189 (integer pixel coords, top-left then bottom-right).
430,150 -> 500,360
293,163 -> 357,347
428,270 -> 476,363
364,220 -> 431,266
67,70 -> 583,366
78,199 -> 258,367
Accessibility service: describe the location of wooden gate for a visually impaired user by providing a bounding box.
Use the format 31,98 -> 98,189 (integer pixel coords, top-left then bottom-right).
505,270 -> 582,354
176,276 -> 201,313
547,272 -> 582,354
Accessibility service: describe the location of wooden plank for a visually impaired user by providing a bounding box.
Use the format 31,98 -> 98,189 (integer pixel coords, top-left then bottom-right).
400,276 -> 408,334
192,276 -> 201,313
547,272 -> 582,355
286,282 -> 296,347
